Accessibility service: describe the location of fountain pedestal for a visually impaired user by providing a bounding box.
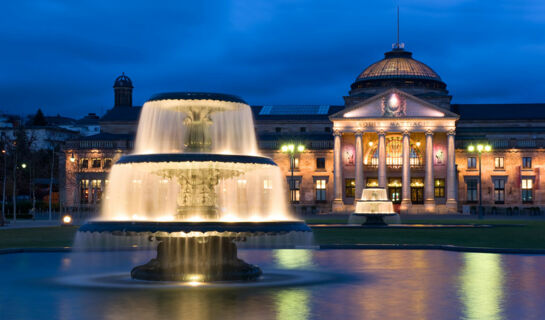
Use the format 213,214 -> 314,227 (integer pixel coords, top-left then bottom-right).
131,236 -> 262,281
350,188 -> 397,226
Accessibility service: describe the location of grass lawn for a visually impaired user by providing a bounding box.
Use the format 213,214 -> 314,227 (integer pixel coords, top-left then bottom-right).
0,226 -> 78,249
1,220 -> 544,250
311,219 -> 545,249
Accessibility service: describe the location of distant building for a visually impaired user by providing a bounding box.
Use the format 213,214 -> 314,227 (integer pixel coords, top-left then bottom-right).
61,49 -> 545,215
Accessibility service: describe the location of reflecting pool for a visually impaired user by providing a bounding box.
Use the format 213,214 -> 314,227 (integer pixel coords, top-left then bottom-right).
1,250 -> 544,320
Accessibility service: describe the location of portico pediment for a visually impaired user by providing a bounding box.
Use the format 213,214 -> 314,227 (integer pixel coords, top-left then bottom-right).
330,89 -> 459,120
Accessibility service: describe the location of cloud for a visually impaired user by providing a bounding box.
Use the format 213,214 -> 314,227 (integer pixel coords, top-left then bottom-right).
0,0 -> 543,118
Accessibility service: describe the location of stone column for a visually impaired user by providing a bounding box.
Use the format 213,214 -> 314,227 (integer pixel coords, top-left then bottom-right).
355,130 -> 364,200
424,130 -> 435,213
400,130 -> 411,213
378,130 -> 387,188
332,130 -> 344,212
446,130 -> 457,212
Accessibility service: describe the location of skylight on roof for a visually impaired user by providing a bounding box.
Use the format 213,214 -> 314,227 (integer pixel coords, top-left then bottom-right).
259,105 -> 330,115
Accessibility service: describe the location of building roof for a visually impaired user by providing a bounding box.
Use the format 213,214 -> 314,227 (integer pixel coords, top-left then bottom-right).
78,132 -> 134,141
148,92 -> 247,104
251,105 -> 344,121
114,73 -> 133,88
356,48 -> 442,82
44,115 -> 76,126
453,103 -> 545,121
76,113 -> 100,125
101,106 -> 142,122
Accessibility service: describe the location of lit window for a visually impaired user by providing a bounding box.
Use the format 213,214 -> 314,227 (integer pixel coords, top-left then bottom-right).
434,179 -> 445,198
523,157 -> 532,169
316,157 -> 325,169
466,179 -> 478,202
293,157 -> 300,169
345,179 -> 355,198
103,158 -> 112,169
468,157 -> 477,169
92,158 -> 101,168
316,179 -> 327,201
522,178 -> 533,203
366,178 -> 378,187
494,157 -> 504,169
287,177 -> 300,202
80,158 -> 89,169
494,179 -> 505,204
79,179 -> 89,203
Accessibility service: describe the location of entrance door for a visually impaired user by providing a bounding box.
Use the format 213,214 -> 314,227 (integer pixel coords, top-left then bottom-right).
411,187 -> 424,204
388,187 -> 402,204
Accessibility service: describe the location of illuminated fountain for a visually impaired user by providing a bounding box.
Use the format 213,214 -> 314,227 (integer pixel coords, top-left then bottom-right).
350,188 -> 397,225
77,92 -> 311,281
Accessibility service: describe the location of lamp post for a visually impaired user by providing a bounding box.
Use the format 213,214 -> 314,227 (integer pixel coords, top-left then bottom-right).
281,143 -> 305,203
467,143 -> 492,219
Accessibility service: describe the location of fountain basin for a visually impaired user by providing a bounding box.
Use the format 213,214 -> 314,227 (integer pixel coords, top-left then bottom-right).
116,153 -> 277,166
79,220 -> 311,236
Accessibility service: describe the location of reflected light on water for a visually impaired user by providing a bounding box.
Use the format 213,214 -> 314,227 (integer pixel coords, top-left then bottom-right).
274,249 -> 313,269
275,289 -> 310,320
459,253 -> 505,320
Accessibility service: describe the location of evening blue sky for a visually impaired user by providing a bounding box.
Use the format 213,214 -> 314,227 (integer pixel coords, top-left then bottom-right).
0,0 -> 544,118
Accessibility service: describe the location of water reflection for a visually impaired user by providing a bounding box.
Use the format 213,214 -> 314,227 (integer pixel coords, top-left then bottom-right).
459,253 -> 504,320
275,289 -> 311,320
273,249 -> 314,269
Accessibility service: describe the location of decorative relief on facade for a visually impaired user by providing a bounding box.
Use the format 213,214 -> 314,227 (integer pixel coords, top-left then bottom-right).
343,144 -> 355,165
381,93 -> 406,117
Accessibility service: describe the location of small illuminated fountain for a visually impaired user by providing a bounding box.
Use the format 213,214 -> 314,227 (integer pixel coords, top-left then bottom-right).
351,188 -> 397,226
77,92 -> 311,282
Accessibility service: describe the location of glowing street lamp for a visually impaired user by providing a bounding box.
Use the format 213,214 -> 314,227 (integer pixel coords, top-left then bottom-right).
467,143 -> 492,219
281,143 -> 305,203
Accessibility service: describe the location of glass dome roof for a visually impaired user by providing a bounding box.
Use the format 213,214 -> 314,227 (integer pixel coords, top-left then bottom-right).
356,49 -> 441,82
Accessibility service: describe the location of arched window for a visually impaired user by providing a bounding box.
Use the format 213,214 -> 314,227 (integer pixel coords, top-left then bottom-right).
368,136 -> 422,168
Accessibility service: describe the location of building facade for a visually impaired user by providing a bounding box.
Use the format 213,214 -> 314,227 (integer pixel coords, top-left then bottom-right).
61,47 -> 545,215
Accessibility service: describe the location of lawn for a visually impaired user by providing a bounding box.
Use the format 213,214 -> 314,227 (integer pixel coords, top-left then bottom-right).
1,220 -> 544,250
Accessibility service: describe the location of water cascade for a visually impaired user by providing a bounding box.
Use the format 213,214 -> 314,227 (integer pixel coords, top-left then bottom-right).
77,92 -> 311,281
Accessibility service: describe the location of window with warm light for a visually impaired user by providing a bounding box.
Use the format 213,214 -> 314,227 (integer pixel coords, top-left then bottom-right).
80,179 -> 89,203
434,179 -> 445,198
522,178 -> 533,203
103,158 -> 112,169
315,179 -> 327,202
468,157 -> 477,169
494,157 -> 504,169
91,180 -> 103,203
92,158 -> 101,168
286,178 -> 300,202
345,179 -> 355,198
494,179 -> 505,204
293,157 -> 300,169
80,158 -> 89,169
369,136 -> 422,168
522,157 -> 532,169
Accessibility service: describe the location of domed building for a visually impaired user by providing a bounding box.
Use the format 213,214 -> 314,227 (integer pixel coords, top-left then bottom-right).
346,47 -> 451,110
62,50 -> 545,217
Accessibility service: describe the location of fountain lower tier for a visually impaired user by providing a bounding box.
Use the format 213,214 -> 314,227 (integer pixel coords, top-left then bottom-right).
78,220 -> 311,281
131,236 -> 262,281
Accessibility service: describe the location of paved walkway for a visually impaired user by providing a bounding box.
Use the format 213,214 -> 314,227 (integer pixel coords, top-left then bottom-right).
0,220 -> 63,229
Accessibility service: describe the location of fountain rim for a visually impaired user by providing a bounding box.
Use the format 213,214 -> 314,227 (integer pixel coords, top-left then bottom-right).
147,92 -> 247,104
116,153 -> 278,166
78,220 -> 312,235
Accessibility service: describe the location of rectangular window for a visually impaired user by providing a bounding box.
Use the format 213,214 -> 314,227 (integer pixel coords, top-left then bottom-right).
92,158 -> 101,168
293,157 -> 300,169
316,157 -> 325,169
91,180 -> 102,203
287,178 -> 300,202
80,179 -> 89,204
434,179 -> 445,198
522,178 -> 533,203
80,158 -> 89,169
103,158 -> 112,169
345,178 -> 355,198
316,179 -> 327,201
494,157 -> 504,169
366,178 -> 379,187
494,179 -> 505,204
468,157 -> 477,169
467,179 -> 478,202
523,157 -> 532,169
